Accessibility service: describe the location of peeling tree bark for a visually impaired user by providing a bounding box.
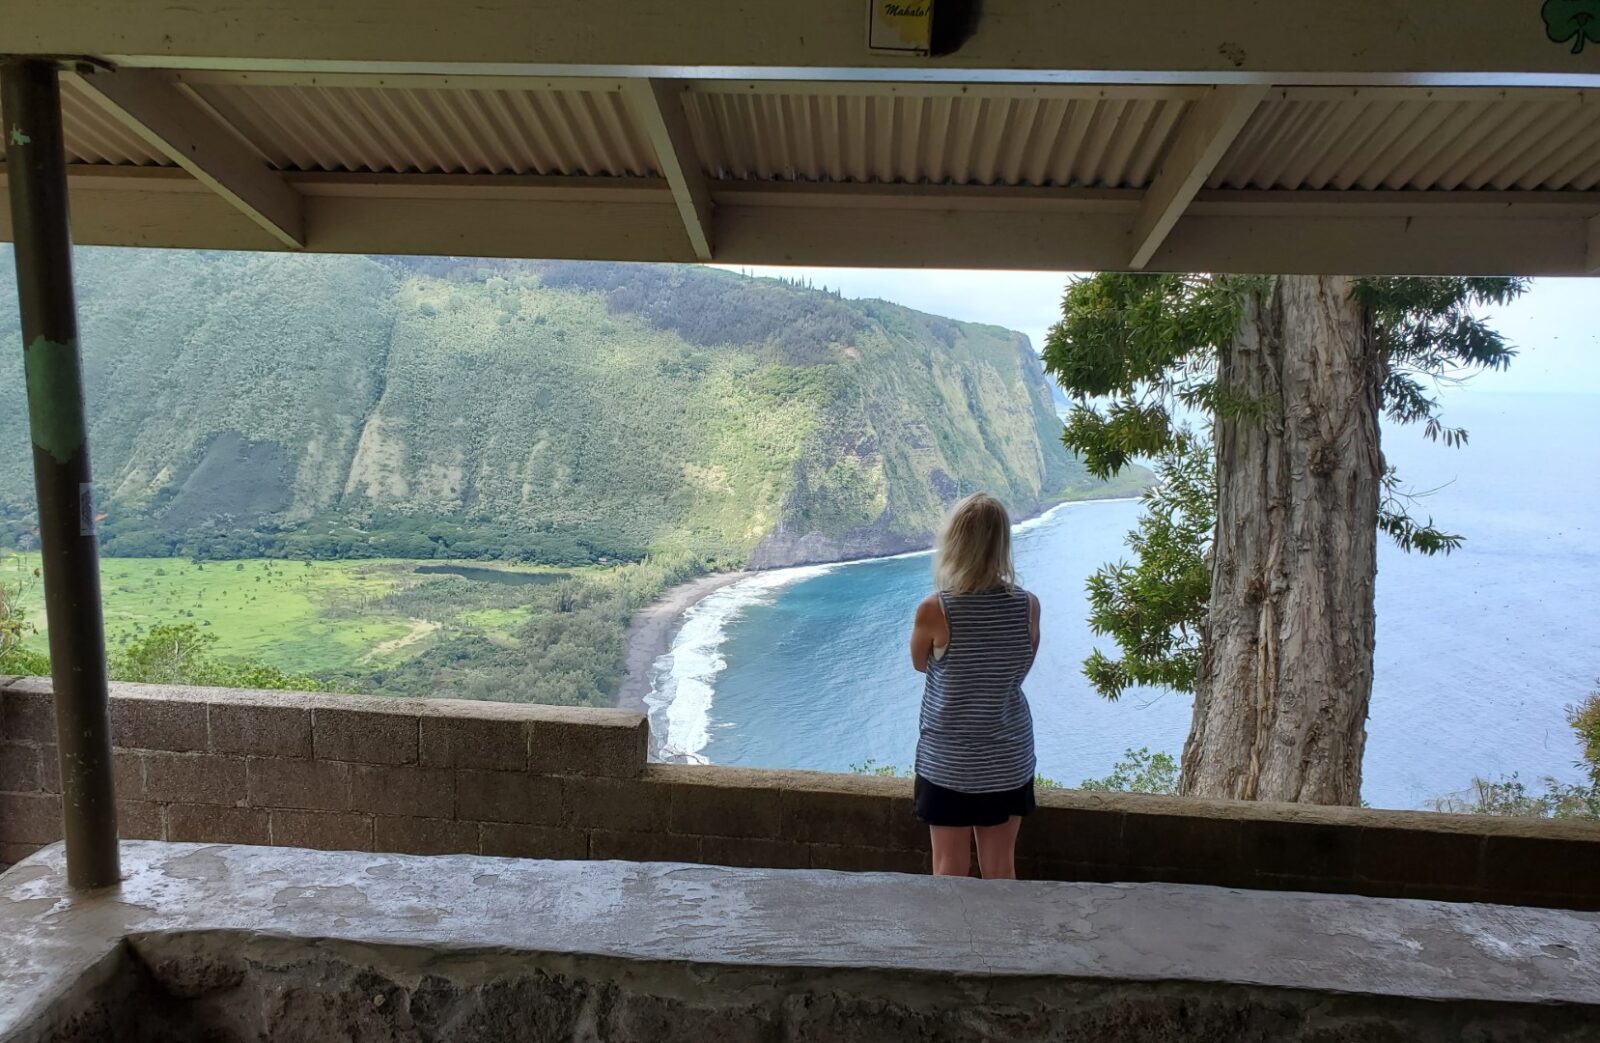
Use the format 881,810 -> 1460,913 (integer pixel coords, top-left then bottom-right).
1181,276 -> 1381,806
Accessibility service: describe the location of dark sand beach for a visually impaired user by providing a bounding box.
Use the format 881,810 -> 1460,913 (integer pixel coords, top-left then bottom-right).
615,571 -> 748,715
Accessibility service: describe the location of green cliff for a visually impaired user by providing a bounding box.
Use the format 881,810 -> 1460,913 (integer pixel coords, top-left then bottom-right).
0,252 -> 1131,566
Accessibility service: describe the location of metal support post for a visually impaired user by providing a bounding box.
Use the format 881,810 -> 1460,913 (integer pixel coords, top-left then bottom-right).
2,58 -> 119,889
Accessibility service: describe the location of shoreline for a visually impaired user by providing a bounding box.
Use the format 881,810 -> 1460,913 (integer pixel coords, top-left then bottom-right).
615,570 -> 749,715
612,491 -> 1144,714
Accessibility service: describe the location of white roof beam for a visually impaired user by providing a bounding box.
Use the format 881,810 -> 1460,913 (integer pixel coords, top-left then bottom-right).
623,78 -> 714,261
14,1 -> 1600,87
68,69 -> 305,248
1128,85 -> 1268,270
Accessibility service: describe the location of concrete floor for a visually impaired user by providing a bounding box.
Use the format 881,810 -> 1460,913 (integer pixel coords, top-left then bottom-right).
2,841 -> 1598,1041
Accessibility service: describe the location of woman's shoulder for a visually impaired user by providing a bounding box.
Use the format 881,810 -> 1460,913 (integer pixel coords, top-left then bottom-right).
915,591 -> 945,618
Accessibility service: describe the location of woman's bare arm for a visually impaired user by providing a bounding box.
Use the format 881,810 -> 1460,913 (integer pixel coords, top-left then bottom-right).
1028,592 -> 1041,654
909,594 -> 947,674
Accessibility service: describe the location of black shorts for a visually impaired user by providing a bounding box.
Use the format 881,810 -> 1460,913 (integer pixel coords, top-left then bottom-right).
914,775 -> 1035,828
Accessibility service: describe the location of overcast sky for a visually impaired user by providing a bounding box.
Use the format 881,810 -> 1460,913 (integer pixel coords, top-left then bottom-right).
718,267 -> 1599,396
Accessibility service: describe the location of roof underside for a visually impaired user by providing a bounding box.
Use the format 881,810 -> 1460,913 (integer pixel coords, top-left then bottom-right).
4,1 -> 1600,274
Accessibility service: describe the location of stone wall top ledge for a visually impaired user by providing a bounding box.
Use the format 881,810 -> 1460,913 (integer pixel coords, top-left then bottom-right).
648,763 -> 912,798
2,678 -> 647,731
1041,787 -> 1600,840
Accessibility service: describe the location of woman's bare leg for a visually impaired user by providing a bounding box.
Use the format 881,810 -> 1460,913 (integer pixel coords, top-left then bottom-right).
929,826 -> 973,876
973,816 -> 1022,879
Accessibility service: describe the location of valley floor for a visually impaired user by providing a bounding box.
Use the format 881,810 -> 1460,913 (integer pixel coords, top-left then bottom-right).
3,553 -> 555,679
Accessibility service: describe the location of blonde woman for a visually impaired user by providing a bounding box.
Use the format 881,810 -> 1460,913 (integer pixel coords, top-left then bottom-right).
908,493 -> 1040,879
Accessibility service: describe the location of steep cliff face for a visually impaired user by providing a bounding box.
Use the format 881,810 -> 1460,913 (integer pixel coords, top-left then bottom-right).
745,304 -> 1082,568
0,254 -> 1120,565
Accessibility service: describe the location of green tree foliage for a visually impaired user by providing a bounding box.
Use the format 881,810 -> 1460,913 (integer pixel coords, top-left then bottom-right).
0,565 -> 49,676
6,609 -> 336,691
1082,438 -> 1213,697
1572,690 -> 1600,783
1043,274 -> 1523,700
110,623 -> 334,691
1077,748 -> 1181,795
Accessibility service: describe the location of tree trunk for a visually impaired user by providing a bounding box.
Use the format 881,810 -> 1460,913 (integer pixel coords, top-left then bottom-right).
1180,275 -> 1382,805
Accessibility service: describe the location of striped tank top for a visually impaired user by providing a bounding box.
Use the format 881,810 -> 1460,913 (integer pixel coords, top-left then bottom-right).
914,585 -> 1038,793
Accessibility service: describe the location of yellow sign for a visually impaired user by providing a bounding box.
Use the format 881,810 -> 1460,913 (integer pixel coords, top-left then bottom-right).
868,1 -> 934,55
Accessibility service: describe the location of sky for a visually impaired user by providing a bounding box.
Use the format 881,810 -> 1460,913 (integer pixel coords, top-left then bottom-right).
717,267 -> 1600,396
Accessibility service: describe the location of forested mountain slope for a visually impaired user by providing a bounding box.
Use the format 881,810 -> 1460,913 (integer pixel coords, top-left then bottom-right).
0,252 -> 1127,567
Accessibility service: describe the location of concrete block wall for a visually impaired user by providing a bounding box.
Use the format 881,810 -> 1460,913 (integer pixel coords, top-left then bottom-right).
3,677 -> 1598,910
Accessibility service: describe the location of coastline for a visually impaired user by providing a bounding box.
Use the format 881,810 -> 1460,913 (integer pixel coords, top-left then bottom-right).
615,570 -> 749,714
612,490 -> 1144,714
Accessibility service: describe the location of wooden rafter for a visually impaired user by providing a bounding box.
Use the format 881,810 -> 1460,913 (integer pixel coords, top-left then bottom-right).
67,69 -> 305,248
622,78 -> 715,261
1128,85 -> 1268,270
3,166 -> 1595,275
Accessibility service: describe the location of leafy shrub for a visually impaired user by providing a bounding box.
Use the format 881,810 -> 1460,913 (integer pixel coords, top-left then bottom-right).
849,759 -> 908,778
1078,748 -> 1180,794
1572,691 -> 1600,786
1428,774 -> 1599,820
848,760 -> 1061,789
1431,686 -> 1600,819
110,623 -> 334,692
0,565 -> 49,676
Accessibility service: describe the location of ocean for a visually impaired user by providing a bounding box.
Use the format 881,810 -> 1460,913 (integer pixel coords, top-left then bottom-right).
645,392 -> 1599,809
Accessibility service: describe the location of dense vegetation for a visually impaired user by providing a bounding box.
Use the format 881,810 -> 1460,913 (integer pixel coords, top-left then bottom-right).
1,549 -> 694,706
1,253 -> 1132,707
0,254 -> 1099,569
349,553 -> 703,704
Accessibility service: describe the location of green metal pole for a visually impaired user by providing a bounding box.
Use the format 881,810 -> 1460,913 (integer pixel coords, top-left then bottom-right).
2,59 -> 119,889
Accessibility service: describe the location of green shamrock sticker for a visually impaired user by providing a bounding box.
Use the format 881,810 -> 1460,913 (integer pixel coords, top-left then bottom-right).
1544,0 -> 1600,53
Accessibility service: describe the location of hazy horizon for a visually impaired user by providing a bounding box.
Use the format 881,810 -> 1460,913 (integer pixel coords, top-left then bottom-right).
719,266 -> 1599,398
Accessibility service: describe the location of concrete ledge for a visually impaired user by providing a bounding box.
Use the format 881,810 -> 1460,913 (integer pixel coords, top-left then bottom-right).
646,762 -> 1600,908
4,679 -> 1600,910
2,842 -> 1599,1043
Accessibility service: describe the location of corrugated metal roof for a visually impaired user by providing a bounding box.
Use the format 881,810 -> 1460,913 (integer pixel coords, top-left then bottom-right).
183,83 -> 659,178
1211,94 -> 1600,192
50,76 -> 1600,198
59,75 -> 172,166
681,89 -> 1194,188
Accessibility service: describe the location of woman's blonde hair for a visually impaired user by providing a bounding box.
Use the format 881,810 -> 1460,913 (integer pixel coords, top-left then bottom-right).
933,493 -> 1016,593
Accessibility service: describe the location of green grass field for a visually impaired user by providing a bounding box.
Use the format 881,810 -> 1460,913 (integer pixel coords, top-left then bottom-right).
1,553 -> 564,675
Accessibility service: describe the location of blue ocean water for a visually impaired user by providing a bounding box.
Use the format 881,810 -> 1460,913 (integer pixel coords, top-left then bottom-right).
646,393 -> 1599,809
